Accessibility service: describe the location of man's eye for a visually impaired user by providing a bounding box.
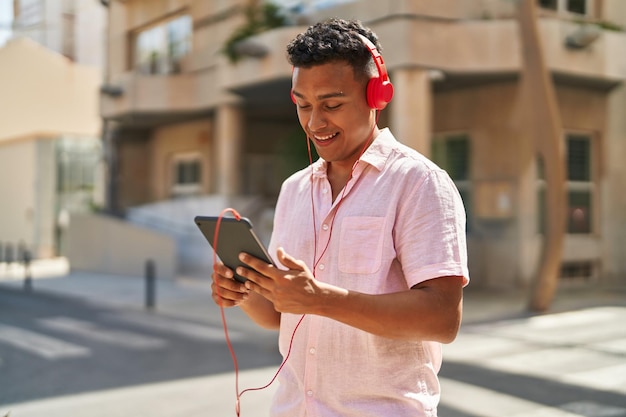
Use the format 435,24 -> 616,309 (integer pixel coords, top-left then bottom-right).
327,104 -> 342,110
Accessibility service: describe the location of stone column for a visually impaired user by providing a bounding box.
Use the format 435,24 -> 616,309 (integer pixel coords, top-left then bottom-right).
388,67 -> 432,156
215,102 -> 243,196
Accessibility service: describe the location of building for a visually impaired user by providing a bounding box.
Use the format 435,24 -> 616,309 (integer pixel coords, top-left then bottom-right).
99,0 -> 626,288
0,37 -> 102,259
11,0 -> 106,67
0,0 -> 107,261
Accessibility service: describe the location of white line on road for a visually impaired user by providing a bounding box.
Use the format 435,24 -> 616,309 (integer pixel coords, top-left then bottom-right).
440,377 -> 626,417
0,367 -> 279,417
108,311 -> 244,342
0,323 -> 90,359
39,317 -> 168,349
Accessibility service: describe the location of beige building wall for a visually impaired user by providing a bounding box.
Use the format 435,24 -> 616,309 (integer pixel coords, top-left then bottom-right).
434,82 -> 526,287
74,0 -> 107,68
603,84 -> 626,282
67,213 -> 176,279
0,37 -> 102,259
0,139 -> 37,251
12,0 -> 106,66
100,0 -> 626,286
0,38 -> 101,141
151,119 -> 214,200
116,134 -> 152,208
433,79 -> 611,288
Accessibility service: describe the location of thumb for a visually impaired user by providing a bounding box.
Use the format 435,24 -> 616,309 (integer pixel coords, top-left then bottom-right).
277,247 -> 304,271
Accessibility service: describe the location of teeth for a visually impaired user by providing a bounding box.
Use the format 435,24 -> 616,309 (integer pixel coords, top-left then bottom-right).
314,132 -> 337,141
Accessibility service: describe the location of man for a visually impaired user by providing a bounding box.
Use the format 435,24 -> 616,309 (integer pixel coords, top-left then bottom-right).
212,18 -> 469,416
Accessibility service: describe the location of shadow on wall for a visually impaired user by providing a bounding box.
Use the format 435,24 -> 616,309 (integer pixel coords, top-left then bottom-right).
125,195 -> 275,278
66,213 -> 176,279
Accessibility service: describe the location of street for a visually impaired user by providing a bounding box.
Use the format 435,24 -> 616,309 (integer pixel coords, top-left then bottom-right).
439,305 -> 626,416
0,276 -> 625,417
0,287 -> 281,407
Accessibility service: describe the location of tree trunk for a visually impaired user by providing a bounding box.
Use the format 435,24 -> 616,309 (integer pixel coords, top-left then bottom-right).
516,0 -> 567,311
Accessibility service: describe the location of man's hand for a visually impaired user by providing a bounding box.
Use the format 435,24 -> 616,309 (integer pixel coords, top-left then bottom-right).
237,247 -> 334,315
236,248 -> 464,342
211,262 -> 250,307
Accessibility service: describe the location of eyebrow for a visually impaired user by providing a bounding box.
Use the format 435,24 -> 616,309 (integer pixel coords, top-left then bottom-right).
292,91 -> 346,101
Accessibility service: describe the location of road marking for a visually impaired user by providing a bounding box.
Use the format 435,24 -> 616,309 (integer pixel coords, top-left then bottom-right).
108,312 -> 244,342
440,378 -> 626,417
446,307 -> 626,398
564,362 -> 626,395
465,307 -> 626,347
0,367 -> 279,417
0,323 -> 90,359
39,317 -> 167,349
560,402 -> 626,417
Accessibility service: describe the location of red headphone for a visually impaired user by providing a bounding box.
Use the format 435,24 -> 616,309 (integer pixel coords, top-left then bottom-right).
291,33 -> 394,110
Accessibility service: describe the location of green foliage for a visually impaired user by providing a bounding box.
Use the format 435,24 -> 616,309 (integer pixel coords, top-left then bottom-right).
595,20 -> 624,32
223,2 -> 287,63
277,128 -> 318,179
573,18 -> 625,32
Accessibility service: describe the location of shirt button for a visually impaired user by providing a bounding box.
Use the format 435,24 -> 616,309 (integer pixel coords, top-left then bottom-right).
322,224 -> 329,231
309,347 -> 316,355
307,390 -> 314,397
318,264 -> 325,271
322,188 -> 328,194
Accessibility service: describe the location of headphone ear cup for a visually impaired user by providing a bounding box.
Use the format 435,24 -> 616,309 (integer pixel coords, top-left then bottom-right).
366,77 -> 394,110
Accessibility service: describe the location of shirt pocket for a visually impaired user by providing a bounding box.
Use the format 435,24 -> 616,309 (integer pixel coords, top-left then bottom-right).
338,216 -> 385,274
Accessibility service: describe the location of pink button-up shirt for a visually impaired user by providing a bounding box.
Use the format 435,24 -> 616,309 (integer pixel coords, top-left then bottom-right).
268,128 -> 469,417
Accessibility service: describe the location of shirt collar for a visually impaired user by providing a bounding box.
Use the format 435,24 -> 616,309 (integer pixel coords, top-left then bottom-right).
310,128 -> 395,178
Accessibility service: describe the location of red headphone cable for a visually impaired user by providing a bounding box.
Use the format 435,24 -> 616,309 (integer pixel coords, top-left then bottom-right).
309,113 -> 380,271
212,208 -> 305,416
214,105 -> 381,416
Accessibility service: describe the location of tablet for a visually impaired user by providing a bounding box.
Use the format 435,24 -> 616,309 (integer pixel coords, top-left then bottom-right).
194,215 -> 274,283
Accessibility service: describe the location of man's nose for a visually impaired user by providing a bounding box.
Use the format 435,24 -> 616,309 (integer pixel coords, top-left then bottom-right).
308,107 -> 327,131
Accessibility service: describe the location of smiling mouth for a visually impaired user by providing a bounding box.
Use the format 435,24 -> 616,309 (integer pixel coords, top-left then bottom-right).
313,132 -> 339,142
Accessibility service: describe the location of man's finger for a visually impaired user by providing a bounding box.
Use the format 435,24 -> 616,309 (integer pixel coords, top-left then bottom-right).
277,247 -> 304,271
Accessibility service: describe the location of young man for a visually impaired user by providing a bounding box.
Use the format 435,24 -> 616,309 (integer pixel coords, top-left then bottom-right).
212,18 -> 469,416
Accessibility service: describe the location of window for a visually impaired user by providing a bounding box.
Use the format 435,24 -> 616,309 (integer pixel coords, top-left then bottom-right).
134,14 -> 192,75
171,153 -> 203,197
432,134 -> 470,181
566,0 -> 586,14
566,134 -> 592,234
56,137 -> 101,194
537,0 -> 589,15
538,0 -> 557,10
432,134 -> 472,231
536,133 -> 594,234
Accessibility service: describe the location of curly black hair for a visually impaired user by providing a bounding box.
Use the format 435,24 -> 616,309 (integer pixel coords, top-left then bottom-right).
286,18 -> 381,81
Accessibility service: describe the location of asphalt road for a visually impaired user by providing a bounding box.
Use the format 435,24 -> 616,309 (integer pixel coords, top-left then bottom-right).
0,287 -> 282,406
1,277 -> 625,417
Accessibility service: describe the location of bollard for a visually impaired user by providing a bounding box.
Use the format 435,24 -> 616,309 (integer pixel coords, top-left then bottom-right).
5,243 -> 14,265
17,242 -> 25,265
145,259 -> 156,310
23,249 -> 33,292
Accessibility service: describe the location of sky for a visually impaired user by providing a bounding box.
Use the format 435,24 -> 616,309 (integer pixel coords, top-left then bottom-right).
0,0 -> 13,47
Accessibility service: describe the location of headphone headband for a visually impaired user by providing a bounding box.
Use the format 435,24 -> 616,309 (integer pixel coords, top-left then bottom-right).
290,32 -> 394,110
356,33 -> 394,110
356,34 -> 389,84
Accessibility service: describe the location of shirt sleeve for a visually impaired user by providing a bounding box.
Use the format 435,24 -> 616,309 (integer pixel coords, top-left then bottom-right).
394,169 -> 470,288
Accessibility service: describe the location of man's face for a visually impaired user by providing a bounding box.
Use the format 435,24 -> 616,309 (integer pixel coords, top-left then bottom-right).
291,61 -> 377,169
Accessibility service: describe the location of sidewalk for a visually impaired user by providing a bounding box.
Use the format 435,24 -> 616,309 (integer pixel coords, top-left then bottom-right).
1,258 -> 625,417
3,257 -> 624,325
